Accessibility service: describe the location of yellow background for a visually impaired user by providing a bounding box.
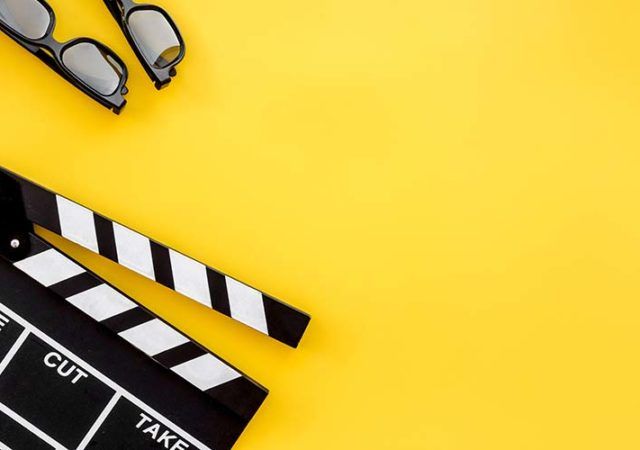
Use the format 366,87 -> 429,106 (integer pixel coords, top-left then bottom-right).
2,0 -> 640,448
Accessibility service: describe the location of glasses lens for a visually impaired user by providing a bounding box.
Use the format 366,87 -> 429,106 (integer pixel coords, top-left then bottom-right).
62,42 -> 124,96
0,0 -> 51,39
128,9 -> 181,69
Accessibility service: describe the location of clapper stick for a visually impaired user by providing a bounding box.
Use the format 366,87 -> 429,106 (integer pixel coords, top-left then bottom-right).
0,167 -> 310,348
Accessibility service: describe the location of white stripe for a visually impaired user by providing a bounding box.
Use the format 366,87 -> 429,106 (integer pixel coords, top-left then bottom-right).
119,319 -> 189,356
226,277 -> 269,334
76,393 -> 121,450
171,354 -> 240,391
66,285 -> 137,322
0,330 -> 29,377
0,403 -> 67,450
169,250 -> 212,308
0,304 -> 212,450
13,249 -> 84,287
113,223 -> 155,280
56,196 -> 99,253
0,440 -> 11,450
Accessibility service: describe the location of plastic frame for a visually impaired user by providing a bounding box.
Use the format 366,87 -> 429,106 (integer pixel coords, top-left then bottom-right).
0,0 -> 129,114
104,0 -> 185,89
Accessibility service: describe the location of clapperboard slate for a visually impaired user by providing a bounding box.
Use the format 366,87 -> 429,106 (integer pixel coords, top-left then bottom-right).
0,167 -> 311,450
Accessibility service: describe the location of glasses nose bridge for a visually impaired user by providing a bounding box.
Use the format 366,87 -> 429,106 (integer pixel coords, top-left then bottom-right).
31,33 -> 64,55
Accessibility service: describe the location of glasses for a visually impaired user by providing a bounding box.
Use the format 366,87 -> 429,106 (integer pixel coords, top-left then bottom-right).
104,0 -> 185,89
0,0 -> 129,113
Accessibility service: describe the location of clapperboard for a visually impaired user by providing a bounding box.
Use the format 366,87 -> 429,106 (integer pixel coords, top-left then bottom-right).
0,167 -> 311,450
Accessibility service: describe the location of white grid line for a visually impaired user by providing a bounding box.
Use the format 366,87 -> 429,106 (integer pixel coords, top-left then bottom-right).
0,330 -> 29,377
76,393 -> 121,450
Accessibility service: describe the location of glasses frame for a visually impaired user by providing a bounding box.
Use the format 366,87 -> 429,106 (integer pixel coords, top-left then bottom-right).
104,0 -> 185,89
0,0 -> 129,113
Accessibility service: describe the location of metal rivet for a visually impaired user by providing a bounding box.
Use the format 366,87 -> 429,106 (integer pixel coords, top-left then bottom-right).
10,239 -> 20,249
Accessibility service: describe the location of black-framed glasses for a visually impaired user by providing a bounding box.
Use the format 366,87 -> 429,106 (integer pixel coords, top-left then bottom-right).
0,0 -> 129,113
104,0 -> 185,89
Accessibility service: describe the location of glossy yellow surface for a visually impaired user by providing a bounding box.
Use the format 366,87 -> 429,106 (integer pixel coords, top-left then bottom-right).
2,1 -> 640,448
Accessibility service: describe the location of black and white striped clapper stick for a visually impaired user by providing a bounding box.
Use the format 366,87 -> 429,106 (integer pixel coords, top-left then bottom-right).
0,167 -> 310,348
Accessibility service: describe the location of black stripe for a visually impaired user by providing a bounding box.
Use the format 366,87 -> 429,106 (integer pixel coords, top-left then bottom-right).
49,273 -> 102,299
154,342 -> 207,367
205,377 -> 268,422
206,269 -> 231,316
17,179 -> 61,234
101,307 -> 152,333
150,242 -> 174,290
263,295 -> 311,348
25,235 -> 50,257
94,215 -> 118,261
